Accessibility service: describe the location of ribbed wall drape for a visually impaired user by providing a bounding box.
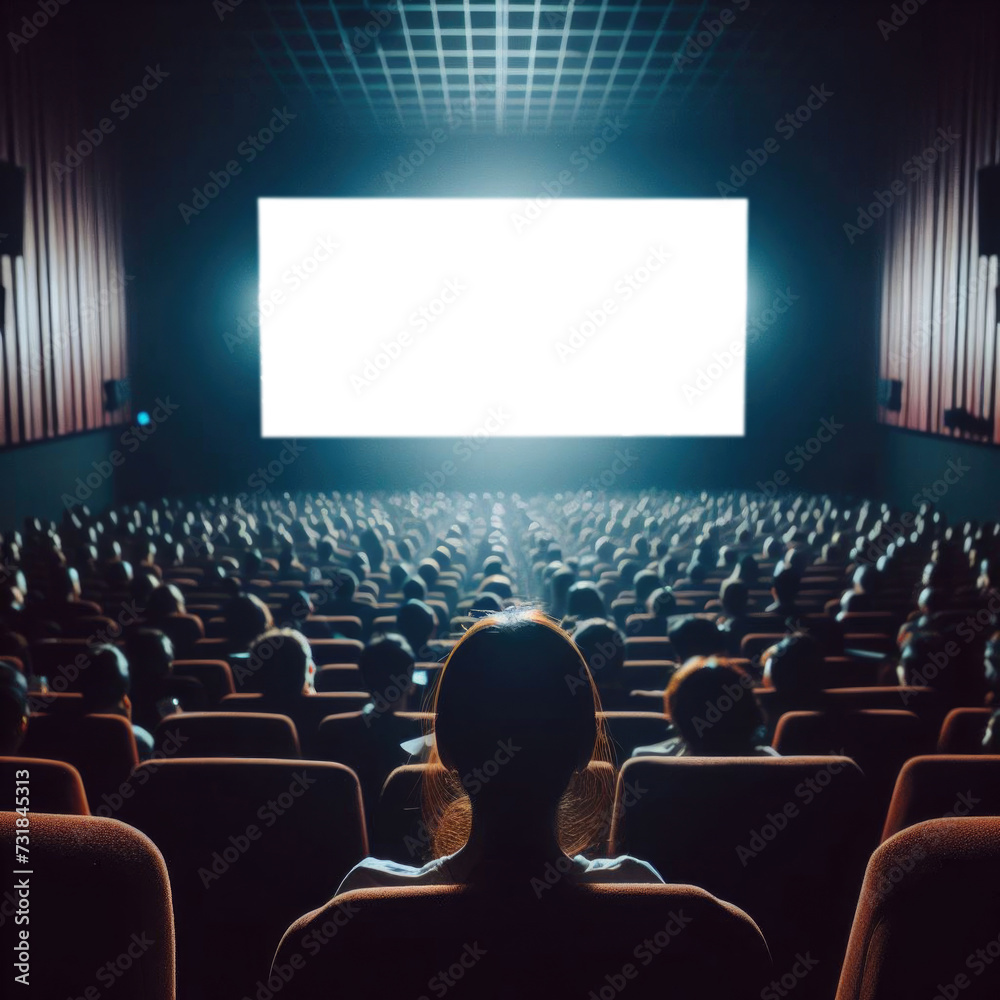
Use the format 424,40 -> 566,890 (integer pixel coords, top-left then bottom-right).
878,4 -> 1000,442
0,23 -> 129,447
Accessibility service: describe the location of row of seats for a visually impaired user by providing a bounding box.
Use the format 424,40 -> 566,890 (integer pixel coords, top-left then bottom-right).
5,767 -> 999,1000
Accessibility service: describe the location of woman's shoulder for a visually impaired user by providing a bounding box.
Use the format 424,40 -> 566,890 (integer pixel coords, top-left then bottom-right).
335,855 -> 452,895
577,854 -> 664,884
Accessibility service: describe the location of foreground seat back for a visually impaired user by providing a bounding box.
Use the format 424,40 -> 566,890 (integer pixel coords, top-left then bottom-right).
0,756 -> 89,814
882,755 -> 1000,840
837,817 -> 1000,1000
116,758 -> 366,1000
272,882 -> 771,1000
0,812 -> 174,999
611,755 -> 872,1000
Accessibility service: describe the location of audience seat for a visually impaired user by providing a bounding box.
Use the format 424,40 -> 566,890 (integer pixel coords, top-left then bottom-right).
599,711 -> 670,760
772,709 -> 933,810
623,637 -> 676,662
219,691 -> 370,756
881,755 -> 1000,840
20,712 -> 139,807
171,658 -> 235,708
0,812 -> 175,999
300,615 -> 362,639
271,880 -> 771,1000
29,638 -> 90,685
836,818 -> 1000,1000
0,756 -> 89,814
116,758 -> 367,1000
620,661 -> 675,691
308,637 -> 364,664
153,711 -> 300,759
611,755 -> 873,1000
740,633 -> 786,659
938,707 -> 992,753
314,664 -> 366,692
315,710 -> 432,822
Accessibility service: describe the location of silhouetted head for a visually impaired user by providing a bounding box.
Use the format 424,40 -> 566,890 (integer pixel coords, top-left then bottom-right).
566,581 -> 605,620
572,618 -> 625,684
0,661 -> 28,754
402,576 -> 428,602
223,594 -> 273,650
633,570 -> 660,607
397,599 -> 436,650
471,592 -> 504,616
720,579 -> 749,618
78,644 -> 130,713
123,628 -> 175,681
247,628 -> 314,700
331,569 -> 359,601
145,583 -> 185,619
433,610 -> 598,792
359,632 -> 415,700
664,657 -> 764,754
279,590 -> 314,628
426,610 -> 611,857
771,565 -> 799,604
763,633 -> 824,701
646,587 -> 676,619
668,615 -> 726,663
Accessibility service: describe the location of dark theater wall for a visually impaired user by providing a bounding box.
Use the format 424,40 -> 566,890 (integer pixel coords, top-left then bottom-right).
0,10 -> 130,448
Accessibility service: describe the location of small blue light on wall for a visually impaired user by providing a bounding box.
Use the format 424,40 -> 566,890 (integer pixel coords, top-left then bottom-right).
136,411 -> 152,427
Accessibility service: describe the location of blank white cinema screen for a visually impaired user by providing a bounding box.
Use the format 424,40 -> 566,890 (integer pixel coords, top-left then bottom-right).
259,197 -> 747,437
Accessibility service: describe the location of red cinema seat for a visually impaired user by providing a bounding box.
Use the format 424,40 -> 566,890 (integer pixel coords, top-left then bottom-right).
836,818 -> 1000,1000
937,708 -> 992,753
117,758 -> 366,1000
611,755 -> 873,1000
882,755 -> 1000,840
271,882 -> 771,1000
0,812 -> 174,999
0,757 -> 89,814
153,711 -> 300,759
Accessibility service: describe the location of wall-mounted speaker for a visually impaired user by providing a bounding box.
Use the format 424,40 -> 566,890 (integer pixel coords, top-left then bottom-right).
103,378 -> 131,413
0,161 -> 26,258
876,377 -> 902,412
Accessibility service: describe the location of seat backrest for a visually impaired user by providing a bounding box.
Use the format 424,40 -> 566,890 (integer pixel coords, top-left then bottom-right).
938,707 -> 992,752
314,664 -> 366,691
171,659 -> 235,707
0,812 -> 174,999
219,692 -> 370,755
837,817 -> 1000,1000
270,881 -> 771,1000
315,711 -> 432,823
0,756 -> 89,814
308,637 -> 364,664
153,711 -> 300,759
116,758 -> 366,1000
28,638 -> 90,687
772,709 -> 933,811
740,633 -> 786,659
611,755 -> 873,1000
20,712 -> 139,807
882,754 -> 1000,840
820,686 -> 945,727
599,711 -> 670,760
623,636 -> 676,662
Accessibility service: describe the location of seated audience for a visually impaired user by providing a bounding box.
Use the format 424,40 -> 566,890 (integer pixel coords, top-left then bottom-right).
632,658 -> 776,758
336,609 -> 663,891
77,643 -> 154,758
0,661 -> 29,754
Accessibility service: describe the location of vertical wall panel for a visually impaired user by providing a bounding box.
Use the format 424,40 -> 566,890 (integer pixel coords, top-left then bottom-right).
0,16 -> 129,447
